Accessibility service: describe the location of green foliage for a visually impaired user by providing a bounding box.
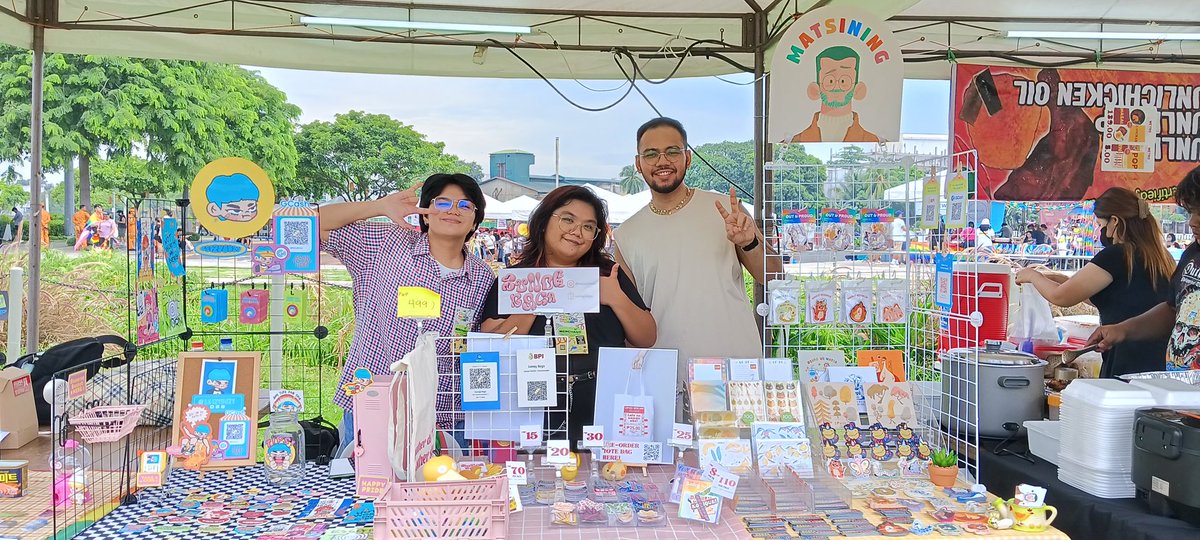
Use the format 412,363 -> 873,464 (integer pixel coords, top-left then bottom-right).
50,178 -> 117,211
684,141 -> 824,213
930,449 -> 959,468
0,180 -> 26,210
293,111 -> 472,201
619,164 -> 645,194
824,146 -> 923,207
0,46 -> 301,198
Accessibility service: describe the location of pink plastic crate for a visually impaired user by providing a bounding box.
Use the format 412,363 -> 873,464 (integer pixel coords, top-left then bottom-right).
374,476 -> 509,539
68,405 -> 146,443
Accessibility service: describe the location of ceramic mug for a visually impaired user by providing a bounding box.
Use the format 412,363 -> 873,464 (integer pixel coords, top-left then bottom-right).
1008,499 -> 1058,532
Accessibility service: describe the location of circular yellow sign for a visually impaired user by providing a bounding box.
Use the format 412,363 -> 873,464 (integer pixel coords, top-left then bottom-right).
190,157 -> 276,239
517,222 -> 529,237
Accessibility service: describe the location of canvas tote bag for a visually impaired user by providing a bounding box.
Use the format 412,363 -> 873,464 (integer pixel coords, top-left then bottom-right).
388,332 -> 439,481
611,350 -> 654,442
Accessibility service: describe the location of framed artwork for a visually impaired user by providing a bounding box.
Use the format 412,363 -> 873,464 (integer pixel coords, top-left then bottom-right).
171,352 -> 262,470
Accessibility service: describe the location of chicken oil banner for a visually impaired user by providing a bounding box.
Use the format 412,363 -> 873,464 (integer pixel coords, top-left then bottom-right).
953,64 -> 1200,202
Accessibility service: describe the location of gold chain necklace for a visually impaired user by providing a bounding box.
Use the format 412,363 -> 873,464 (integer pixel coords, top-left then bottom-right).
649,187 -> 694,216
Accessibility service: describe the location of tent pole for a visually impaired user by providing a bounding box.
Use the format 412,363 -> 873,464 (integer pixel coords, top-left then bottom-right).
752,10 -> 766,330
25,22 -> 44,352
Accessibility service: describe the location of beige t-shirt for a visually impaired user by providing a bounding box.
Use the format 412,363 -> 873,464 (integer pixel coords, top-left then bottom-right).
615,189 -> 763,416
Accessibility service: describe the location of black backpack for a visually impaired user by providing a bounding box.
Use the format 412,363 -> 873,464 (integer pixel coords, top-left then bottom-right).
8,335 -> 136,424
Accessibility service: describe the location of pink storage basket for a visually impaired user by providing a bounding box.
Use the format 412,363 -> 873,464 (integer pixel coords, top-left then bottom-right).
69,405 -> 146,443
374,476 -> 509,539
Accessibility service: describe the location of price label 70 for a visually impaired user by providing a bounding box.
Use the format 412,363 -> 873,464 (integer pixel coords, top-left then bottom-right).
505,461 -> 528,485
581,426 -> 604,448
546,440 -> 572,465
519,425 -> 542,447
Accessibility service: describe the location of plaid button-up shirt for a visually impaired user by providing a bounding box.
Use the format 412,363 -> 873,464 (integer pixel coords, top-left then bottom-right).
326,220 -> 492,428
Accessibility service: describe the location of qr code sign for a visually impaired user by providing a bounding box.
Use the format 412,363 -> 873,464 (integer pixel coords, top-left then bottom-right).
225,423 -> 245,440
526,381 -> 548,402
279,217 -> 313,251
468,366 -> 493,391
642,443 -> 662,463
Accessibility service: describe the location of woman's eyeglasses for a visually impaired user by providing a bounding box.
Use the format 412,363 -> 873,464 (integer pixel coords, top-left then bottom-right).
431,197 -> 476,212
552,213 -> 600,240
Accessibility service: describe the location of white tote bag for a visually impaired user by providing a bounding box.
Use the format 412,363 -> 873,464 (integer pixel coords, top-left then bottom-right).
388,332 -> 439,481
611,351 -> 654,442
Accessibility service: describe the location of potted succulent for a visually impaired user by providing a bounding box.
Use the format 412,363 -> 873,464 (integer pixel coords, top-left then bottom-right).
928,449 -> 960,487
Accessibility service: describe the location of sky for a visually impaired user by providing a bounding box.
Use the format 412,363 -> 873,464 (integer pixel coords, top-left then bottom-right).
253,67 -> 951,180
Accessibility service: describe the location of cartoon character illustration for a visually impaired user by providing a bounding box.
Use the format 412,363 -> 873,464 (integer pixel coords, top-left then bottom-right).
869,422 -> 889,446
917,441 -> 932,460
167,300 -> 182,327
896,443 -> 914,459
871,444 -> 894,461
266,440 -> 295,470
846,441 -> 865,459
790,46 -> 880,143
897,422 -> 914,442
822,441 -> 840,460
204,369 -> 232,394
818,422 -> 838,444
253,246 -> 278,273
827,458 -> 846,479
205,173 -> 260,223
340,367 -> 373,396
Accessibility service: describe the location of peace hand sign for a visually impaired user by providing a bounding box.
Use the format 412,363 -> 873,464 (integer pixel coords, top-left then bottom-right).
714,187 -> 756,248
380,183 -> 432,228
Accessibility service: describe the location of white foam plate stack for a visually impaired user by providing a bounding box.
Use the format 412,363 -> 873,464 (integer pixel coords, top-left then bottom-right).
1057,379 -> 1155,498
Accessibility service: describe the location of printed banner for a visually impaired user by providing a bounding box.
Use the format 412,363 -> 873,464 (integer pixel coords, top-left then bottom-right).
768,6 -> 903,143
496,267 -> 600,315
953,64 -> 1200,201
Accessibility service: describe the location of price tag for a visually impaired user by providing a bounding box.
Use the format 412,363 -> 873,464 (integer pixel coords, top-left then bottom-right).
519,425 -> 542,447
396,286 -> 442,319
505,461 -> 528,486
669,422 -> 694,447
707,463 -> 740,499
546,440 -> 572,465
581,425 -> 605,448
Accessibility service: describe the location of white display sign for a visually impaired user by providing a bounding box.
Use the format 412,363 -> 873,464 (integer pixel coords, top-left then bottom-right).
497,267 -> 600,315
582,425 -> 605,448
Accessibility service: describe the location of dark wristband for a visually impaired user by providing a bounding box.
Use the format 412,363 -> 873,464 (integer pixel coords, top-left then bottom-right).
740,236 -> 760,252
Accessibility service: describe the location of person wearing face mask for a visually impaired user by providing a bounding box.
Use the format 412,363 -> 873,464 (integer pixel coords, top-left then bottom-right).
481,186 -> 655,448
1016,187 -> 1173,377
321,173 -> 494,454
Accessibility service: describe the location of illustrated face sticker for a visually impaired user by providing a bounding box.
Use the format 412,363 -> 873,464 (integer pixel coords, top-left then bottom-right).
206,173 -> 260,223
190,157 -> 276,239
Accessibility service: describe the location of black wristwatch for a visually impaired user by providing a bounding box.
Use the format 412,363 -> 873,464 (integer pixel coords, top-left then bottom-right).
740,236 -> 760,252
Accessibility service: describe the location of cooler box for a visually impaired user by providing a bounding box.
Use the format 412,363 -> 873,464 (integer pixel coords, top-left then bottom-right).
1133,407 -> 1200,526
939,262 -> 1011,352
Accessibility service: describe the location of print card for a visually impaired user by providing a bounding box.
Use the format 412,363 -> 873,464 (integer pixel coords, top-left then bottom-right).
807,382 -> 860,427
698,438 -> 753,474
826,366 -> 879,414
762,357 -> 795,381
864,382 -> 918,429
796,350 -> 847,383
516,348 -> 557,408
856,349 -> 906,382
763,380 -> 804,423
728,381 -> 767,426
690,381 -> 729,413
459,352 -> 501,411
755,439 -> 814,477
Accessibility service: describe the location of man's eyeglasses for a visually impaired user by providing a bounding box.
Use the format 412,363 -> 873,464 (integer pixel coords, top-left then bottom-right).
553,213 -> 600,240
431,197 -> 476,212
639,147 -> 686,162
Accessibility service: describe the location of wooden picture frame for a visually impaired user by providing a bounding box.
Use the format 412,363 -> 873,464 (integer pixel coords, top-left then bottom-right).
171,351 -> 262,470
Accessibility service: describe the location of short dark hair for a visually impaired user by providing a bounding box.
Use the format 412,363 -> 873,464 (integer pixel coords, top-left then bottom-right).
417,173 -> 486,240
79,205 -> 86,210
513,186 -> 613,271
1176,165 -> 1200,212
636,117 -> 687,149
967,221 -> 974,227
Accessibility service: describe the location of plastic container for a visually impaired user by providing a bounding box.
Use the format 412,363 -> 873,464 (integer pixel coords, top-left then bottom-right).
68,405 -> 145,443
262,411 -> 306,486
1061,379 -> 1155,408
1128,379 -> 1200,406
1024,420 -> 1061,466
374,476 -> 509,539
50,439 -> 92,507
1047,393 -> 1061,421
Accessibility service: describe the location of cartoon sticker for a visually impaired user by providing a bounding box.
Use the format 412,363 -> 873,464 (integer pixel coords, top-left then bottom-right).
190,157 -> 276,239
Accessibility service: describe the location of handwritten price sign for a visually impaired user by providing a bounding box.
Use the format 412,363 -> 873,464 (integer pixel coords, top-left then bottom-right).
519,425 -> 542,448
547,440 -> 572,465
505,461 -> 528,485
707,464 -> 740,498
582,426 -> 605,448
396,287 -> 441,319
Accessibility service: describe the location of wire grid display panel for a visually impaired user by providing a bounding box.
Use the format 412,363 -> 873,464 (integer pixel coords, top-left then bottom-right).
126,198 -> 188,349
48,342 -> 183,539
436,332 -> 582,460
905,152 -> 986,484
760,156 -> 915,382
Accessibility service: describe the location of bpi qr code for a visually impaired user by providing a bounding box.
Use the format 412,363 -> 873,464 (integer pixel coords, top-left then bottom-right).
526,380 -> 548,402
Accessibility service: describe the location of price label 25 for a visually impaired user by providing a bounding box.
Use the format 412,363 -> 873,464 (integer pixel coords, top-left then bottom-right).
505,461 -> 528,485
396,286 -> 442,319
581,426 -> 604,448
671,422 -> 694,443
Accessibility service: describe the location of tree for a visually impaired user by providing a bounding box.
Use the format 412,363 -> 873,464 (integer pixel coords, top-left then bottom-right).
825,146 -> 920,207
457,159 -> 485,181
619,164 -> 645,194
293,111 -> 472,202
0,46 -> 301,201
0,180 -> 27,210
683,141 -> 824,213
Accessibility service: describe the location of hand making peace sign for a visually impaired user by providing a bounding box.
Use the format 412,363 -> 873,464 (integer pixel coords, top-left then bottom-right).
714,187 -> 757,248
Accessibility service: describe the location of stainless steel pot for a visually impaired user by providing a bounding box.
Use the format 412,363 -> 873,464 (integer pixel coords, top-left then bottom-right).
940,348 -> 1048,438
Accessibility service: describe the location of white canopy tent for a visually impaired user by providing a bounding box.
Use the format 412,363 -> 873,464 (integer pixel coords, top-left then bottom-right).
883,170 -> 948,203
505,195 -> 540,221
482,193 -> 514,220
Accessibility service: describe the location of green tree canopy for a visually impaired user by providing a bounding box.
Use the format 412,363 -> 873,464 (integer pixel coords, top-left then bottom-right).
293,111 -> 475,202
0,180 -> 27,210
683,141 -> 824,213
0,46 -> 301,200
619,164 -> 645,194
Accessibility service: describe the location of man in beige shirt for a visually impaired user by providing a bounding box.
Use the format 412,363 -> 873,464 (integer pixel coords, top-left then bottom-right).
615,117 -> 783,420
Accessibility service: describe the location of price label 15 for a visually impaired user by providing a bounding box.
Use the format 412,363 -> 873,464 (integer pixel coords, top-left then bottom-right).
546,440 -> 572,465
396,286 -> 442,319
519,425 -> 542,447
505,461 -> 528,485
581,425 -> 605,448
707,464 -> 739,498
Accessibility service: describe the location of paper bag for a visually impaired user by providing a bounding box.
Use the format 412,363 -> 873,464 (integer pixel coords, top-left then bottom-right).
388,332 -> 438,481
612,352 -> 654,442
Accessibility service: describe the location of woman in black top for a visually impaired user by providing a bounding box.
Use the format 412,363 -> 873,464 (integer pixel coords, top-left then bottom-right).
481,186 -> 656,448
1017,187 -> 1175,377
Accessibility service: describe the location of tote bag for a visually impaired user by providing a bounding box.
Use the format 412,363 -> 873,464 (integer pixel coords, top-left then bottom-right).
611,350 -> 654,442
388,332 -> 439,481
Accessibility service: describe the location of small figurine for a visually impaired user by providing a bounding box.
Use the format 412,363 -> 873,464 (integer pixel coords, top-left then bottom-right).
868,422 -> 890,446
821,441 -> 840,460
827,458 -> 846,479
819,422 -> 838,445
896,422 -> 915,442
871,443 -> 894,461
843,422 -> 862,445
846,440 -> 866,459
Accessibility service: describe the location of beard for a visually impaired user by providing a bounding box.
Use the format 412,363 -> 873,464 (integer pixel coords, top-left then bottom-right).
820,87 -> 855,108
648,175 -> 685,194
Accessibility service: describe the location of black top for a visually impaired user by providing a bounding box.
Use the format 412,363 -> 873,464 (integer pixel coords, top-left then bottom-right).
1089,243 -> 1172,376
481,266 -> 649,374
1029,229 -> 1048,244
1166,242 -> 1200,370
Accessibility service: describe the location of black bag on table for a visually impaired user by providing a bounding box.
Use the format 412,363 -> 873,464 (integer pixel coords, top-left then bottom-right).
6,334 -> 135,424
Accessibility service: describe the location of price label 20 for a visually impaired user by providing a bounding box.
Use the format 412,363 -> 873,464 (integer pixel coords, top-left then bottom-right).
546,440 -> 572,465
505,461 -> 528,485
519,425 -> 542,447
581,426 -> 604,448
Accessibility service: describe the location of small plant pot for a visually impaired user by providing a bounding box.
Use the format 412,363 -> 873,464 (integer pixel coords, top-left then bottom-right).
928,464 -> 960,487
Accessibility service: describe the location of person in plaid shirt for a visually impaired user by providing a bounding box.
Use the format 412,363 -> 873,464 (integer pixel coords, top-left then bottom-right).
321,173 -> 493,453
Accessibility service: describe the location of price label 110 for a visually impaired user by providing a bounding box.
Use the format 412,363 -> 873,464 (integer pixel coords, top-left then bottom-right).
519,425 -> 542,447
546,440 -> 572,465
581,426 -> 604,448
505,461 -> 528,485
707,464 -> 739,498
